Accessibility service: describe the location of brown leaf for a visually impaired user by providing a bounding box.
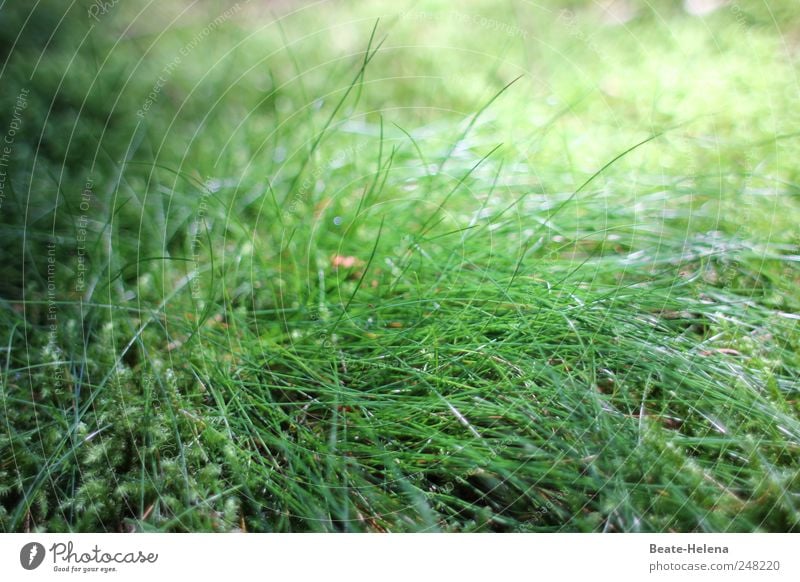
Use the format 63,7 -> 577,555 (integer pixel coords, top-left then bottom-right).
331,255 -> 364,269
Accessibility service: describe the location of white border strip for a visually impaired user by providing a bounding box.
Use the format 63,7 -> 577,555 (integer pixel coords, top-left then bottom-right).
1,533 -> 797,581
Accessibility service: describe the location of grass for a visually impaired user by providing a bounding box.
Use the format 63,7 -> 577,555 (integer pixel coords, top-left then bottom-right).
0,0 -> 799,532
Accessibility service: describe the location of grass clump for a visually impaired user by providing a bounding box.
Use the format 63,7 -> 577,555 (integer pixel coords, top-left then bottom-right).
1,0 -> 798,532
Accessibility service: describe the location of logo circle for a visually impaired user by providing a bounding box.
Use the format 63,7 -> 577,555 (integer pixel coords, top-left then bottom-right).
20,542 -> 46,570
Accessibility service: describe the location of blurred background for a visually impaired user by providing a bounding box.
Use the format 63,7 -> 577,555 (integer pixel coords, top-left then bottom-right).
2,0 -> 798,302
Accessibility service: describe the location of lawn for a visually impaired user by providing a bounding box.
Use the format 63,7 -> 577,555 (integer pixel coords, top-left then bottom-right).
0,0 -> 799,532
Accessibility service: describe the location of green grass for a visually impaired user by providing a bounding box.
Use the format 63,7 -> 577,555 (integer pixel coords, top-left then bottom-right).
1,0 -> 799,532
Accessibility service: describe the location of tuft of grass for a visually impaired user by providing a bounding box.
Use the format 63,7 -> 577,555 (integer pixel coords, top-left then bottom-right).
1,0 -> 798,532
